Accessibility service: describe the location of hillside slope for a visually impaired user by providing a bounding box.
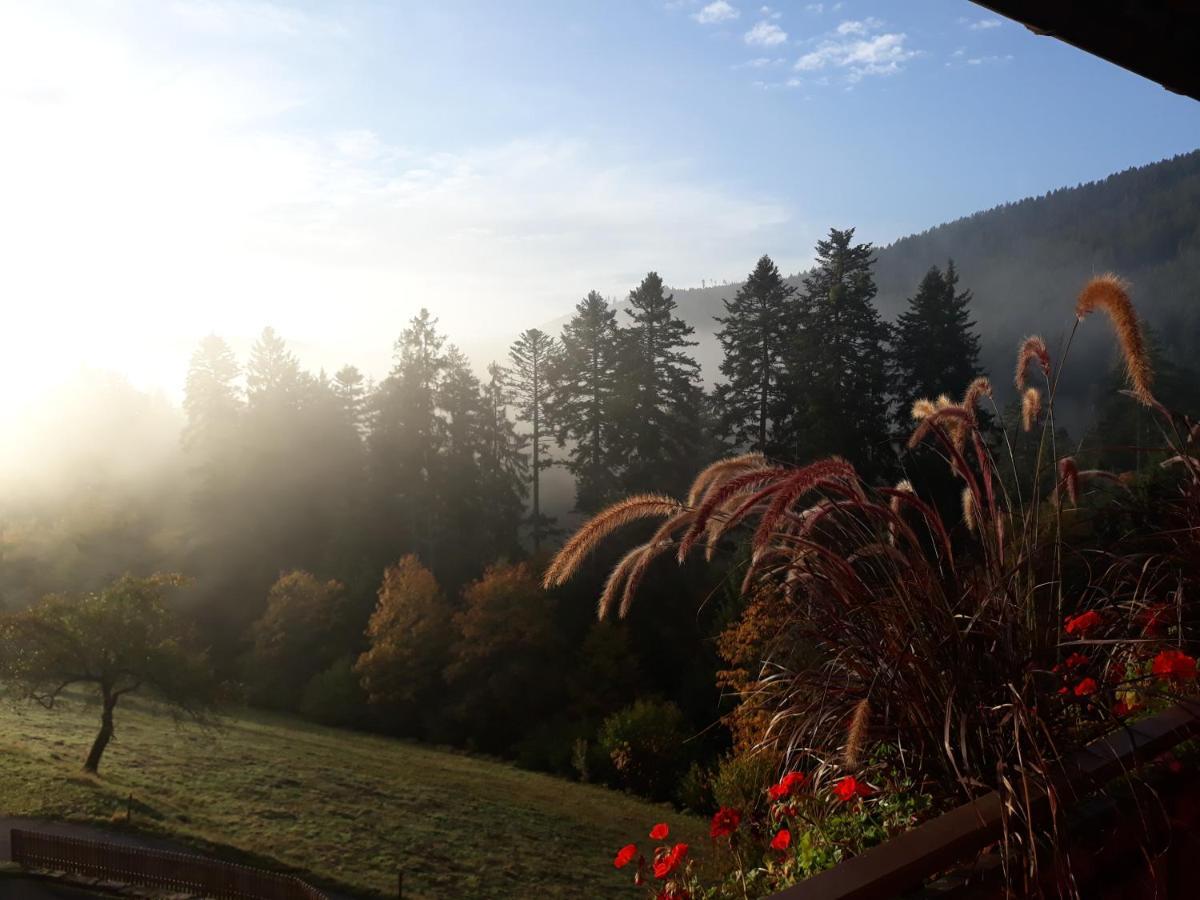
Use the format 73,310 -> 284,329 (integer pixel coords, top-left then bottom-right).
665,150 -> 1200,421
0,695 -> 699,899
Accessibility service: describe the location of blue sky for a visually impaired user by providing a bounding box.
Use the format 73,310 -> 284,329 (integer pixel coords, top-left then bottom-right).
0,0 -> 1197,404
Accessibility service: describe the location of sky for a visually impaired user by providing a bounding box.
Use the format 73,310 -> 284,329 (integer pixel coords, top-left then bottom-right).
1,0 -> 1198,409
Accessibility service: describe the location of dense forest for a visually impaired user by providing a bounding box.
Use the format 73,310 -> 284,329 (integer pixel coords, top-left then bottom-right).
2,151 -> 1199,808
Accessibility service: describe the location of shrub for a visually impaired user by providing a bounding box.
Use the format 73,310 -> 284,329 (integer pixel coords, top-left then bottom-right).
299,656 -> 369,728
675,760 -> 715,814
711,752 -> 777,825
598,698 -> 688,800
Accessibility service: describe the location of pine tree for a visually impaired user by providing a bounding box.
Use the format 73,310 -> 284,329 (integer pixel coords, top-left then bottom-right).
332,365 -> 368,436
246,326 -> 301,411
436,346 -> 486,576
713,255 -> 796,455
478,363 -> 529,560
555,291 -> 623,513
786,228 -> 893,476
368,309 -> 447,568
508,328 -> 559,550
183,334 -> 242,449
893,261 -> 983,411
618,271 -> 707,495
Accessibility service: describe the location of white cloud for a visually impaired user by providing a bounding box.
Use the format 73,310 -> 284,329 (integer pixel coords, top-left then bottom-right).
966,17 -> 1002,30
693,1 -> 739,24
733,56 -> 785,69
795,31 -> 917,81
967,53 -> 1013,65
835,17 -> 884,36
744,21 -> 787,46
759,5 -> 783,19
804,3 -> 823,11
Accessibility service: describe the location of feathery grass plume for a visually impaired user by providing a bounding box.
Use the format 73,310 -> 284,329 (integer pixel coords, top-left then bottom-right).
844,698 -> 871,768
961,487 -> 977,532
1021,387 -> 1042,432
751,457 -> 859,551
686,452 -> 767,507
1075,274 -> 1154,406
911,398 -> 936,421
596,545 -> 650,619
935,393 -> 953,410
1015,335 -> 1051,390
962,377 -> 993,419
1057,457 -> 1080,508
888,480 -> 914,545
907,404 -> 972,450
543,494 -> 680,588
676,466 -> 792,561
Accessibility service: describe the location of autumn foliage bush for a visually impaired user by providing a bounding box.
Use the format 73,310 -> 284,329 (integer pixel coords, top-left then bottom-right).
551,275 -> 1200,896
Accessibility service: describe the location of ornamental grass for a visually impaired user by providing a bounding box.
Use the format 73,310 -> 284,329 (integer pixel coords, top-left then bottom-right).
551,274 -> 1200,898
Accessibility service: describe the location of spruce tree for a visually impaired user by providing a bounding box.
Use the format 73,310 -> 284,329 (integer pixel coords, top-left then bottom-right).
437,346 -> 486,577
508,328 -> 559,550
893,261 -> 982,411
555,292 -> 623,513
368,309 -> 447,568
786,228 -> 893,476
332,365 -> 368,436
246,326 -> 301,411
713,255 -> 796,455
478,363 -> 529,560
618,271 -> 707,495
183,334 -> 242,450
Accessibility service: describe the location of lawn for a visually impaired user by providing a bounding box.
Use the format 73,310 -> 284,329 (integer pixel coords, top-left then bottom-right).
0,694 -> 701,898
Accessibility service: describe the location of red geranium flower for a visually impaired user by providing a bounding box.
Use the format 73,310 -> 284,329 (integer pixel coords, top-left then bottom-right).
653,843 -> 688,879
1063,653 -> 1089,669
709,807 -> 741,839
768,771 -> 807,801
1113,699 -> 1134,718
1064,610 -> 1102,635
649,823 -> 669,841
614,844 -> 637,869
1073,677 -> 1098,697
770,828 -> 792,851
832,776 -> 871,802
1152,649 -> 1197,681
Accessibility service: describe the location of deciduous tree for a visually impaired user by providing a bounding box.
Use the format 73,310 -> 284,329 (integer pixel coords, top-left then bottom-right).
0,573 -> 217,774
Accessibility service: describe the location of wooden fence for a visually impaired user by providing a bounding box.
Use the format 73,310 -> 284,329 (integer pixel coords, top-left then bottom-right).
10,828 -> 329,900
769,700 -> 1200,900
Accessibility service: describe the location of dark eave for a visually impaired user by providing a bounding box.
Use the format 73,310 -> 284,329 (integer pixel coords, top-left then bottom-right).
972,1 -> 1200,101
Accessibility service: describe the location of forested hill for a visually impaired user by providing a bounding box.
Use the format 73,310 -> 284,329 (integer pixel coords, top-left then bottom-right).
650,149 -> 1200,422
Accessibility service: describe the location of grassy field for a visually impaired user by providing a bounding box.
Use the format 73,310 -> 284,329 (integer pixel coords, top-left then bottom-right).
0,694 -> 701,898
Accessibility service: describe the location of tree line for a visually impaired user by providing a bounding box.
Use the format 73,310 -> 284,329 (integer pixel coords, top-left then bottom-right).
0,226 -> 1007,792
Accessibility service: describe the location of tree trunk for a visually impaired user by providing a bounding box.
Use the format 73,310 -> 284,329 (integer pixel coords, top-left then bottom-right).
83,691 -> 117,774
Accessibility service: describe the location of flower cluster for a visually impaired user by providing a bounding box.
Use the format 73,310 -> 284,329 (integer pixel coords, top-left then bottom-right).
1054,608 -> 1197,718
613,821 -> 693,900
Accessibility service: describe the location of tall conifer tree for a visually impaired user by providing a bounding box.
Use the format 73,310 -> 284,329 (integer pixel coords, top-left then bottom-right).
618,271 -> 707,495
478,363 -> 529,560
786,228 -> 893,476
893,261 -> 982,411
508,328 -> 559,550
713,255 -> 796,455
555,291 -> 622,513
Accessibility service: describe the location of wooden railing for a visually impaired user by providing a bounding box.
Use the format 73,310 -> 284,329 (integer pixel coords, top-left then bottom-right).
10,828 -> 329,900
771,701 -> 1200,900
